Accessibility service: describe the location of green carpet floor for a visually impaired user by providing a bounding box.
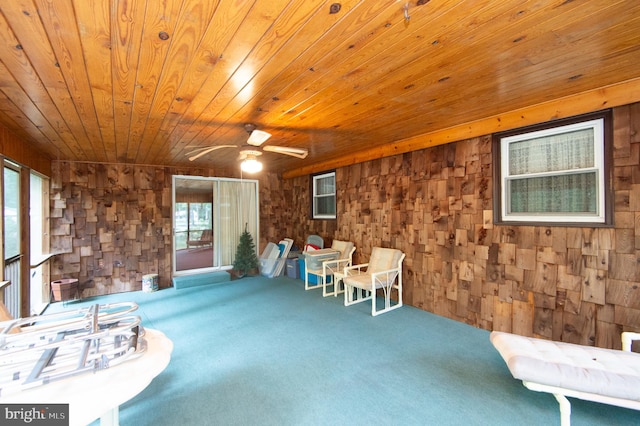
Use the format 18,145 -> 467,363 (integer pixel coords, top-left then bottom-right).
49,276 -> 638,425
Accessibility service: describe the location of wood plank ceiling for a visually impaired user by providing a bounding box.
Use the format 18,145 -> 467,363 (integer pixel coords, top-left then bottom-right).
0,0 -> 639,177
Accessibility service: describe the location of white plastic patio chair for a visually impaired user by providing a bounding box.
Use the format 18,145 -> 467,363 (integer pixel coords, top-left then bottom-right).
342,247 -> 405,316
304,234 -> 324,250
304,240 -> 355,297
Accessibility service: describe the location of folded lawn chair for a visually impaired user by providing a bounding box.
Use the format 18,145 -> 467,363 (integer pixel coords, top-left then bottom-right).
260,238 -> 293,278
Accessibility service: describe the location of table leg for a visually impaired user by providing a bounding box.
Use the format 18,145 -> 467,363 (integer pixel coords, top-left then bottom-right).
100,406 -> 119,426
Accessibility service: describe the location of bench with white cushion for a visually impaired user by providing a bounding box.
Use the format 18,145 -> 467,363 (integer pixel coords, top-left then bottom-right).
490,331 -> 640,426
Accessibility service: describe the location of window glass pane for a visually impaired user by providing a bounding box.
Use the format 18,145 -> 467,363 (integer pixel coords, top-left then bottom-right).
174,203 -> 188,250
189,202 -> 212,231
175,203 -> 188,231
315,195 -> 336,216
312,172 -> 336,219
509,128 -> 594,175
30,174 -> 43,257
509,172 -> 597,214
496,113 -> 608,224
4,167 -> 20,259
315,176 -> 335,195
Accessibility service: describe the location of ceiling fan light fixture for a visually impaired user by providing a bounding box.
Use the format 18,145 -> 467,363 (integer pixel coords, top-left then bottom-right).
240,154 -> 263,173
247,129 -> 271,145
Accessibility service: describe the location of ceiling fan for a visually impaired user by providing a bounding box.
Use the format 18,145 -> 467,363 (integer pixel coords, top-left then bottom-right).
187,124 -> 309,172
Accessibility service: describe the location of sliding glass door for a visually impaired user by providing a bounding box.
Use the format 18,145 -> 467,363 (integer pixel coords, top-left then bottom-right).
174,179 -> 215,272
172,176 -> 258,275
3,163 -> 21,317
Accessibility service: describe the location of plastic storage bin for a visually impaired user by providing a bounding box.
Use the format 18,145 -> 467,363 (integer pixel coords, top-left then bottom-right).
286,258 -> 300,279
299,259 -> 319,284
303,248 -> 340,270
299,249 -> 340,284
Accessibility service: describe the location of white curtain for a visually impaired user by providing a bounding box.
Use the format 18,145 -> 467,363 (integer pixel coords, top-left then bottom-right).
217,180 -> 258,266
508,128 -> 594,175
508,128 -> 596,213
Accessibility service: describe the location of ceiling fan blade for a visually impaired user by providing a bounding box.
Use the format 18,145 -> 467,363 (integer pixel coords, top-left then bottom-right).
263,145 -> 308,159
186,146 -> 218,153
188,145 -> 237,161
247,130 -> 271,146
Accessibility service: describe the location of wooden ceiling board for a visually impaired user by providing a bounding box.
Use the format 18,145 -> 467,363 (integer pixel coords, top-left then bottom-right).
256,3 -> 434,133
327,3 -> 637,144
278,2 -> 573,134
242,0 -> 370,122
0,0 -> 638,176
146,0 -> 285,165
255,2 -> 558,159
124,0 -> 184,164
151,0 -> 253,164
0,0 -> 85,161
0,90 -> 54,158
156,0 -> 326,165
35,0 -> 109,162
0,8 -> 84,160
136,0 -> 224,165
174,1 -> 444,168
75,0 -> 118,163
166,0 -> 377,164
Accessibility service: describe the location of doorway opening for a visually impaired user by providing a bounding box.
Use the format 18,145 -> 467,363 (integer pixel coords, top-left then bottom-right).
172,176 -> 258,275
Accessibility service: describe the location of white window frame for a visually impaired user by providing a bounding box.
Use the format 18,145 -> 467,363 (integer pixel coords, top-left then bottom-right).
497,114 -> 609,224
312,171 -> 336,219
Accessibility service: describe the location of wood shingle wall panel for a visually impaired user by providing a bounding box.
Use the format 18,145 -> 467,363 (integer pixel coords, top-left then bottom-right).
47,103 -> 639,349
279,103 -> 640,349
50,163 -> 218,296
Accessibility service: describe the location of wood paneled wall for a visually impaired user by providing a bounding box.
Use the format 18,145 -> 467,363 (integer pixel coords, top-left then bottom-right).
257,171 -> 337,251
0,124 -> 51,176
48,103 -> 639,349
50,164 -> 290,297
50,163 -> 219,296
277,103 -> 640,349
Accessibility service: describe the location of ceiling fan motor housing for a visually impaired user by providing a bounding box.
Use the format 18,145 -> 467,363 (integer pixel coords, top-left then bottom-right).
239,148 -> 262,157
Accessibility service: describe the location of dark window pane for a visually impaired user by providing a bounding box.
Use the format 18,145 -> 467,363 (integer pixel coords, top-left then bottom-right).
509,172 -> 597,214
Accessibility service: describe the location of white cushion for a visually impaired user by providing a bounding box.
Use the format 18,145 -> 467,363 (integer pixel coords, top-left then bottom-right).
343,247 -> 402,290
367,247 -> 403,273
331,240 -> 354,259
491,331 -> 640,401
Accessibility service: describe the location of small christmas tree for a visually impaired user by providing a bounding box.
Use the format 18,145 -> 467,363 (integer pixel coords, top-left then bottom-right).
233,224 -> 260,278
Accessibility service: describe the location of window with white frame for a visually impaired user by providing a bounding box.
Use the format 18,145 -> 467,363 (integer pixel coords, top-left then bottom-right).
312,171 -> 336,219
493,111 -> 612,225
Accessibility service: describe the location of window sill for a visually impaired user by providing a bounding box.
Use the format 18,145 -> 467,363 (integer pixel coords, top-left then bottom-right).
494,220 -> 613,228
